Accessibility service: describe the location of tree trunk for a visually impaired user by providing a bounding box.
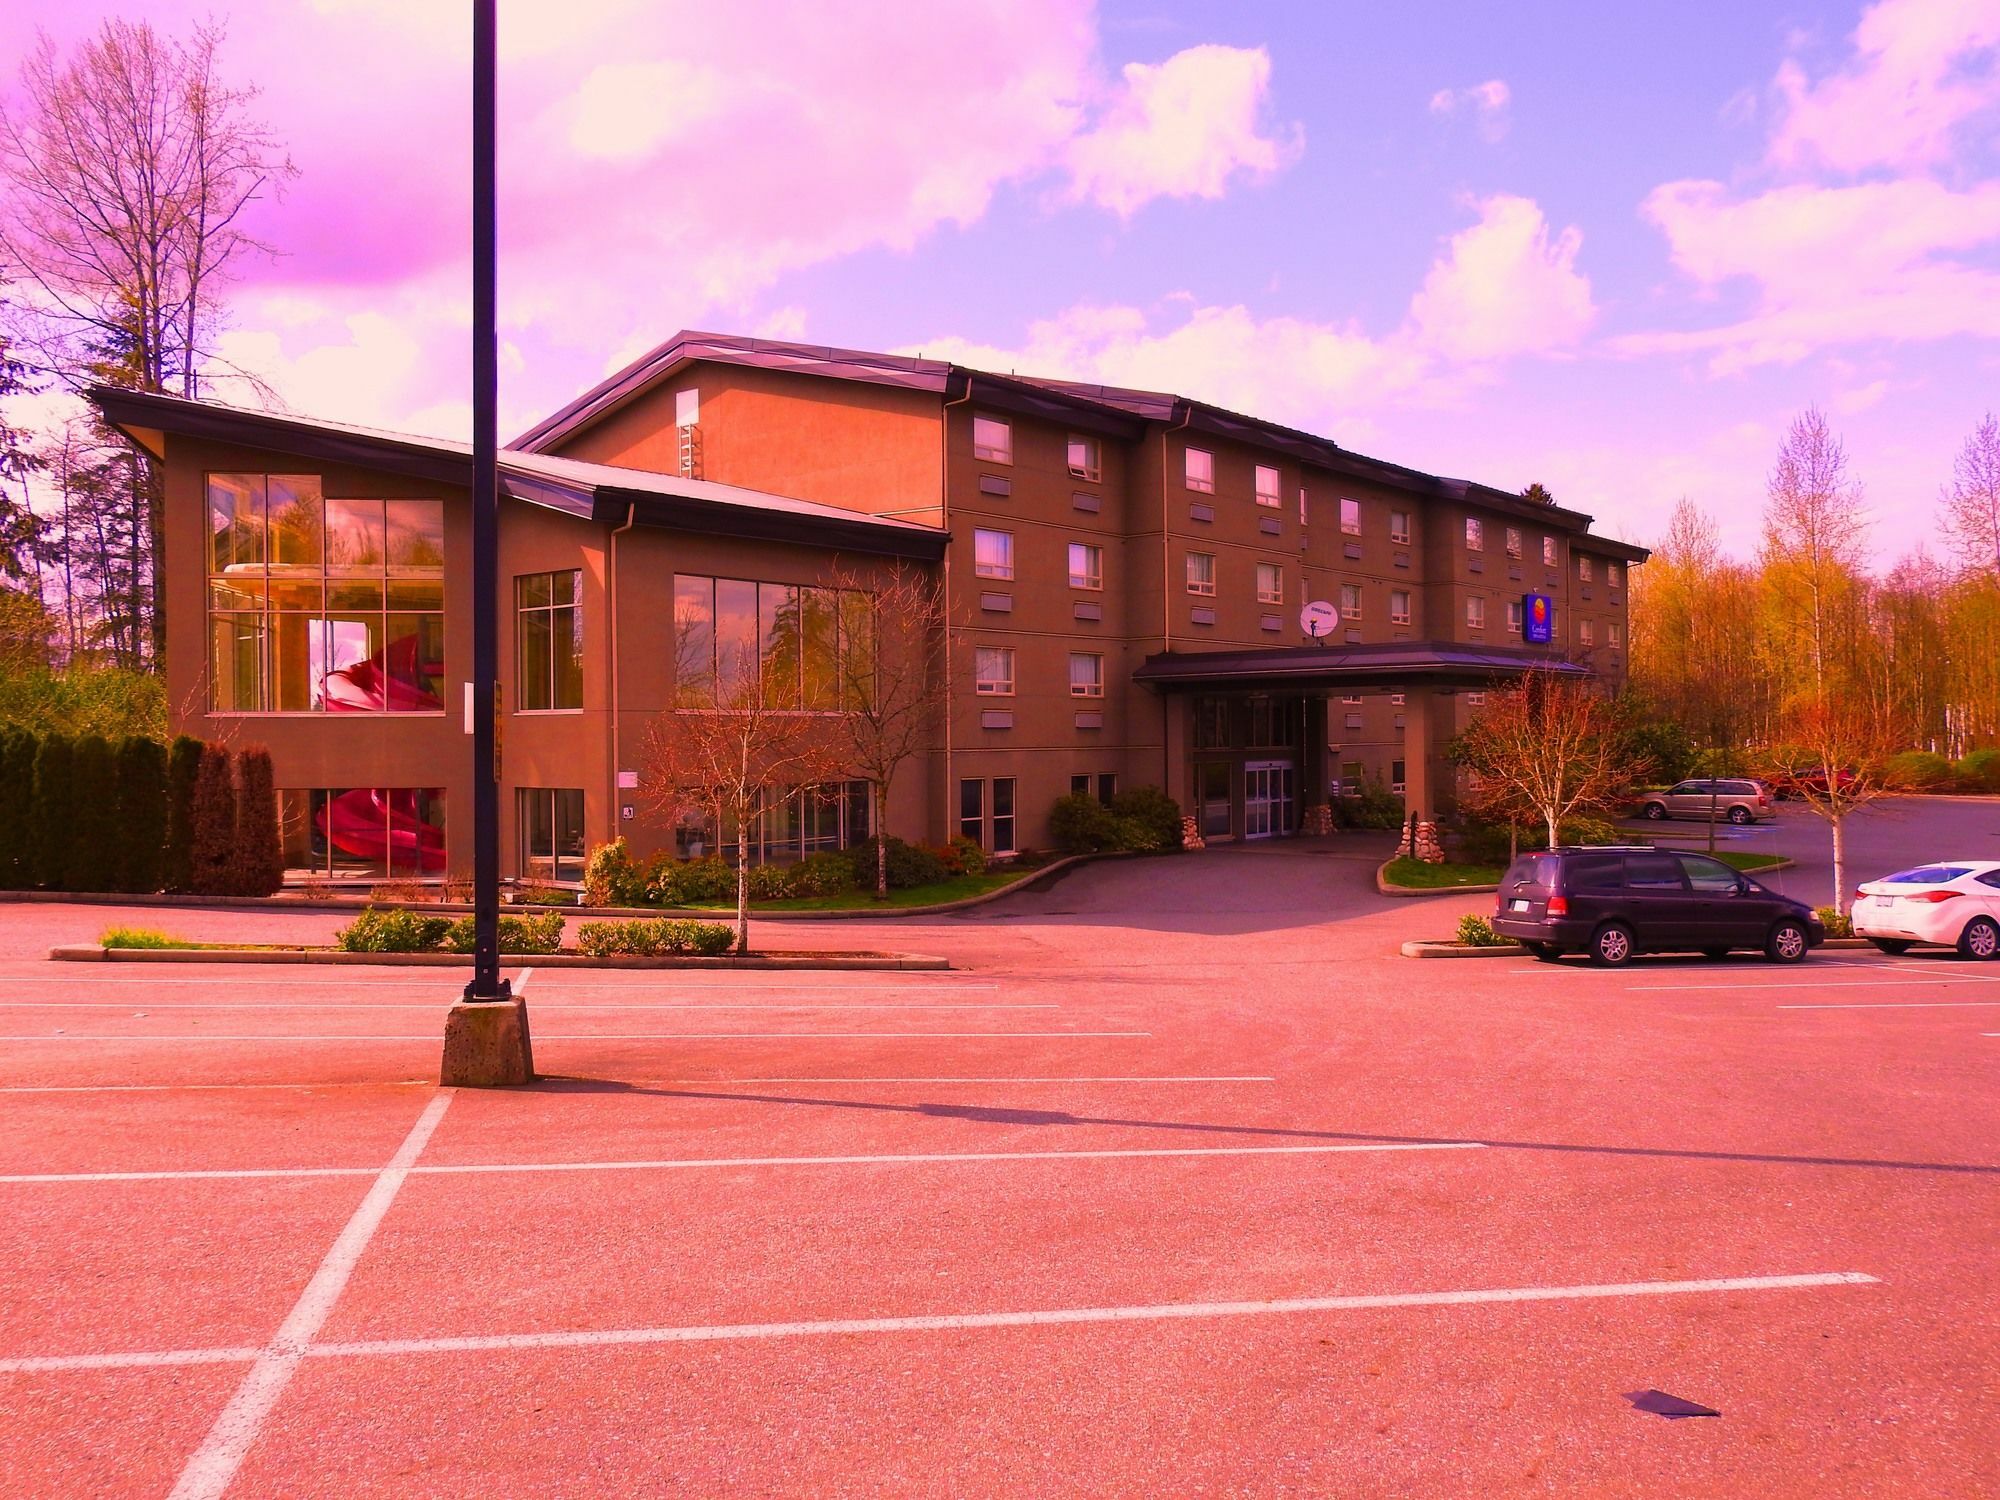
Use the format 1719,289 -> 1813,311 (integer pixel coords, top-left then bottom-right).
735,858 -> 749,955
1831,811 -> 1847,918
1544,810 -> 1558,849
875,783 -> 889,897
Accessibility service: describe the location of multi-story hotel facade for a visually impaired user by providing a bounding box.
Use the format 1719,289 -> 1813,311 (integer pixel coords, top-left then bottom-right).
94,332 -> 1647,885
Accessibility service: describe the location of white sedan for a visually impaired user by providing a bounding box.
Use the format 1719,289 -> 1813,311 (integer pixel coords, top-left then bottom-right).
1853,861 -> 2000,959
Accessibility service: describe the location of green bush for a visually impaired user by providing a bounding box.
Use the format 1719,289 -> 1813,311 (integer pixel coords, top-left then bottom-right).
1455,913 -> 1509,947
336,907 -> 454,953
1885,749 -> 1954,791
443,912 -> 564,954
1048,792 -> 1118,853
649,855 -> 736,905
574,917 -> 736,957
29,733 -> 74,890
791,850 -> 858,897
1816,905 -> 1854,939
1558,816 -> 1623,846
163,736 -> 203,894
845,835 -> 947,890
582,838 -> 645,906
0,727 -> 35,888
1954,747 -> 2000,792
1332,776 -> 1405,830
232,745 -> 285,896
188,743 -> 238,898
1454,822 -> 1523,865
1109,786 -> 1184,850
114,737 -> 168,894
66,735 -> 123,893
99,927 -> 190,950
746,861 -> 794,900
944,835 -> 989,876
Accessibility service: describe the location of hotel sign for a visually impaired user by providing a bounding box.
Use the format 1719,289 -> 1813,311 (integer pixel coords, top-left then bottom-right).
1522,592 -> 1553,644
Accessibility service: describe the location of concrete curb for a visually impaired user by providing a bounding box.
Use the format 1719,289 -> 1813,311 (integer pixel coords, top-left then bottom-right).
51,944 -> 950,971
1400,934 -> 1874,960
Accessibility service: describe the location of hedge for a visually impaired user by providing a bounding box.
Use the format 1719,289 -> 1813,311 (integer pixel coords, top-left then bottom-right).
163,735 -> 203,893
28,734 -> 74,890
67,735 -> 123,895
574,918 -> 736,957
0,728 -> 36,887
188,742 -> 238,898
115,737 -> 169,895
335,908 -> 566,955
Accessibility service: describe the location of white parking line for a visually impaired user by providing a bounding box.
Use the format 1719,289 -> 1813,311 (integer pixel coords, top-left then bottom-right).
0,1140 -> 1484,1186
0,1271 -> 1874,1375
0,1001 -> 1058,1012
1628,980 -> 2000,994
1779,1000 -> 2000,1011
639,1075 -> 1276,1084
0,1030 -> 1149,1042
0,1082 -> 430,1094
165,1090 -> 454,1500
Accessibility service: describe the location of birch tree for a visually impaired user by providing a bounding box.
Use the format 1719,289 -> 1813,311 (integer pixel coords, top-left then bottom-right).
1450,671 -> 1650,850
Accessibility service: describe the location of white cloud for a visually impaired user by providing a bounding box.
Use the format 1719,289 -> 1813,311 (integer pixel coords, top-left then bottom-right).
1769,0 -> 2000,172
1428,79 -> 1512,141
1065,45 -> 1300,217
1409,195 -> 1595,361
565,60 -> 728,161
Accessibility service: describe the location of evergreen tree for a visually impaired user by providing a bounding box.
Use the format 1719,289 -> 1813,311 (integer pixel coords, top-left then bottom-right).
28,733 -> 74,889
0,727 -> 37,887
66,734 -> 122,892
229,744 -> 282,896
162,734 -> 202,892
188,742 -> 237,897
115,736 -> 168,892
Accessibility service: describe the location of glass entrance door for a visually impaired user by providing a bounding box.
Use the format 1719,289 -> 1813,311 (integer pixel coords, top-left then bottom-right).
1244,760 -> 1295,839
1197,762 -> 1232,838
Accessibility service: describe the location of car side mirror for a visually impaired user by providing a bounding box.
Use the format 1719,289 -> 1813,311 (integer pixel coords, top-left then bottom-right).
1734,880 -> 1753,897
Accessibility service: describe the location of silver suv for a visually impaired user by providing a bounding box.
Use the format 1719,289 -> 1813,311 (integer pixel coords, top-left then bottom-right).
1640,779 -> 1771,825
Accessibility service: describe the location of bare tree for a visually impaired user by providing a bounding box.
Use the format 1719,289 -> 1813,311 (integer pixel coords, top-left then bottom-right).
1450,671 -> 1651,849
641,641 -> 845,953
1761,700 -> 1897,917
1940,412 -> 2000,580
0,18 -> 294,657
828,561 -> 946,896
1761,408 -> 1869,702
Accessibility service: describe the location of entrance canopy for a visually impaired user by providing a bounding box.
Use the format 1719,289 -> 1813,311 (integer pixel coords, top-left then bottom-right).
1133,639 -> 1591,695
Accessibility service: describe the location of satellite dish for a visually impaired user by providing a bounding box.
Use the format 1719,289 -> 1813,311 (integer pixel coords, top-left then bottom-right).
1300,600 -> 1337,639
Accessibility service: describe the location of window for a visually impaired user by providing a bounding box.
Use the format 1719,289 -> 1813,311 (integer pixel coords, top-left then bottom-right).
1508,601 -> 1523,634
1097,772 -> 1117,803
974,646 -> 1015,695
1193,696 -> 1231,749
1391,692 -> 1406,706
1678,854 -> 1743,894
206,474 -> 445,714
674,388 -> 699,426
1391,760 -> 1406,794
1256,562 -> 1283,604
961,778 -> 1016,852
517,788 -> 585,881
673,576 -> 861,710
517,570 -> 583,711
280,787 -> 446,880
1340,498 -> 1361,535
1069,652 -> 1104,698
1298,487 -> 1309,526
1608,621 -> 1623,648
1341,760 -> 1362,787
973,528 -> 1014,580
972,413 -> 1011,463
1254,464 -> 1280,508
1389,589 -> 1411,625
1506,527 -> 1522,558
1186,552 -> 1216,596
1390,510 -> 1411,544
1607,562 -> 1622,587
1579,555 -> 1594,583
1340,583 -> 1361,619
1466,597 -> 1486,630
1466,692 -> 1487,706
1464,517 -> 1483,551
1185,447 -> 1214,493
992,777 -> 1017,854
1067,435 -> 1100,481
1068,541 -> 1103,590
1341,694 -> 1363,705
959,779 -> 984,843
1579,619 -> 1596,647
693,781 -> 871,865
1542,536 -> 1557,566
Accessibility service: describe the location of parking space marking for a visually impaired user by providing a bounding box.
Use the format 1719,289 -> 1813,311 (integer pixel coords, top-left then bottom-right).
0,1139 -> 1485,1186
0,1081 -> 431,1094
1628,979 -> 2000,994
0,1001 -> 1059,1012
1776,999 -> 2000,1010
0,1271 -> 1876,1378
631,1075 -> 1277,1084
166,1090 -> 454,1500
0,1030 -> 1149,1042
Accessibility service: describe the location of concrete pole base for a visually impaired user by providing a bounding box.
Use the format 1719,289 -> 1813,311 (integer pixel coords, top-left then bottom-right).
440,997 -> 535,1087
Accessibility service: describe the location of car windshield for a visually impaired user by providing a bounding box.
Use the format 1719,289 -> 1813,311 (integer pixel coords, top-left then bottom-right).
1880,866 -> 1973,884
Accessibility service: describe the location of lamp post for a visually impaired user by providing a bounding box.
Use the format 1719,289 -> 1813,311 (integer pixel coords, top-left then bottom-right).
442,0 -> 532,1084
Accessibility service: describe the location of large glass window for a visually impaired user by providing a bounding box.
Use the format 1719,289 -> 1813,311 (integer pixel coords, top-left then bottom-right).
280,787 -> 447,880
673,575 -> 866,710
518,788 -> 585,881
516,570 -> 582,711
678,781 -> 872,865
207,474 -> 444,713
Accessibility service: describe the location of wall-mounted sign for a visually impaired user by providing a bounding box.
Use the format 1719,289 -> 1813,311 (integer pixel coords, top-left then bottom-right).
1300,600 -> 1337,639
1522,592 -> 1553,644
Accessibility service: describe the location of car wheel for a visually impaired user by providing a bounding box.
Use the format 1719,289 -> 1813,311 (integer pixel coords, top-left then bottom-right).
1766,919 -> 1809,964
1590,923 -> 1635,967
1958,916 -> 2000,962
1728,805 -> 1752,825
1869,938 -> 1913,955
1642,802 -> 1667,821
1702,947 -> 1730,960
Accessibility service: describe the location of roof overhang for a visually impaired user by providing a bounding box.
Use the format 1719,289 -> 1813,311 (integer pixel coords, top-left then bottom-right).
1133,640 -> 1595,694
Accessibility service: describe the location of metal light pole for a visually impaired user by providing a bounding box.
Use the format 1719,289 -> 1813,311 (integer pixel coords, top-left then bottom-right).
442,0 -> 530,1084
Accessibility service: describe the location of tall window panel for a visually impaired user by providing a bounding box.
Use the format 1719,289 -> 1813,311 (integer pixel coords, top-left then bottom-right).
279,787 -> 447,879
207,474 -> 444,713
673,575 -> 864,710
516,570 -> 582,710
518,787 -> 585,881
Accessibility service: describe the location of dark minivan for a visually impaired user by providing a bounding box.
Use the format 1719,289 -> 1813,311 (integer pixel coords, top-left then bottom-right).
1491,847 -> 1823,965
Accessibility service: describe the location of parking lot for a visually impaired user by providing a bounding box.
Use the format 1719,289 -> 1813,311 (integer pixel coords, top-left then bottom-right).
3,846 -> 1996,1497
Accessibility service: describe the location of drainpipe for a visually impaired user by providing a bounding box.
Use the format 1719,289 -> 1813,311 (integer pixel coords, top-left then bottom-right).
1161,403 -> 1191,792
607,501 -> 637,850
940,374 -> 973,841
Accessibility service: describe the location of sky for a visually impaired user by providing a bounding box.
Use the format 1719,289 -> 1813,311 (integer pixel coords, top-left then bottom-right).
3,0 -> 1999,561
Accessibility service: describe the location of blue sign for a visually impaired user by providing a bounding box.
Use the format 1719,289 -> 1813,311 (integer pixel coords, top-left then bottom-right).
1522,592 -> 1554,644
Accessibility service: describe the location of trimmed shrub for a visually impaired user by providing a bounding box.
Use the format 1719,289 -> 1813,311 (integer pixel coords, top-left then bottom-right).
1454,822 -> 1520,865
113,737 -> 169,894
944,835 -> 988,876
443,912 -> 564,955
0,727 -> 37,888
335,907 -> 453,953
1955,747 -> 2000,793
574,917 -> 736,957
844,835 -> 947,890
582,838 -> 646,906
162,735 -> 203,893
1557,815 -> 1623,846
1110,786 -> 1183,850
232,746 -> 284,896
746,861 -> 794,900
790,850 -> 857,897
64,736 -> 123,893
1455,913 -> 1508,947
1049,792 -> 1118,854
1815,905 -> 1854,939
188,744 -> 240,897
647,855 -> 735,906
1885,749 -> 1954,792
28,733 -> 74,890
1332,776 -> 1405,830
